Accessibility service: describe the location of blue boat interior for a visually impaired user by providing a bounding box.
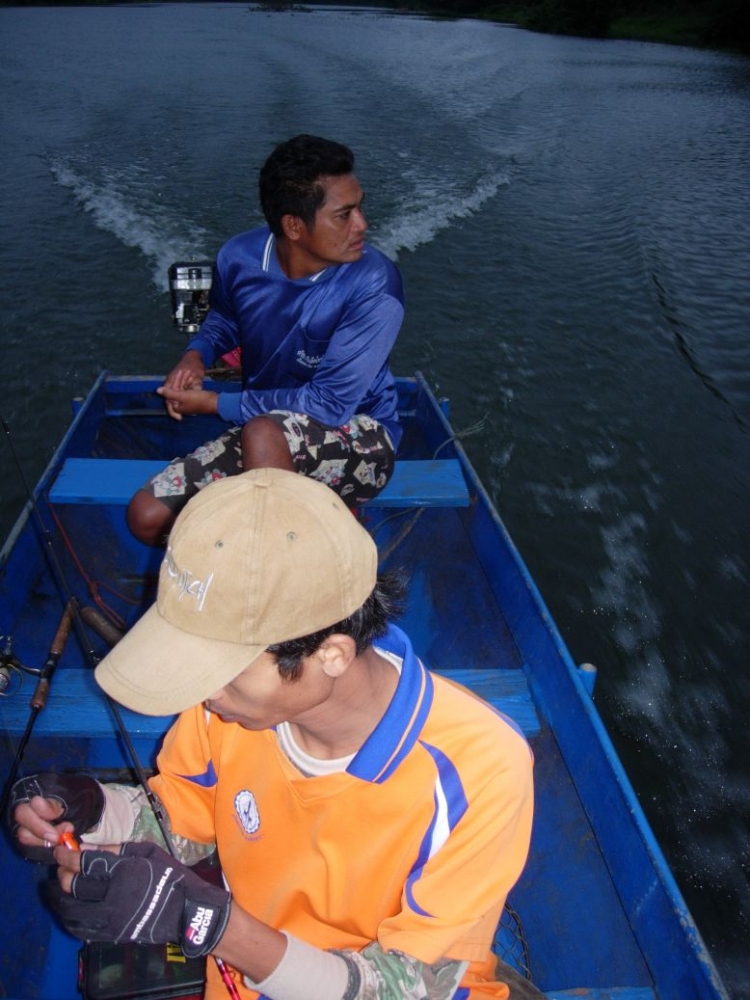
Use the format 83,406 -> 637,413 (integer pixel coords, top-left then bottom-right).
0,375 -> 724,1000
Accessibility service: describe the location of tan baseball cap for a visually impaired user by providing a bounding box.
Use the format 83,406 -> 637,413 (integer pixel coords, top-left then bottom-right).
95,468 -> 378,716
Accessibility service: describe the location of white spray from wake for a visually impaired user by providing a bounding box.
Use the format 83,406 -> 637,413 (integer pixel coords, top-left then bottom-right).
370,170 -> 510,261
49,156 -> 211,290
49,154 -> 509,275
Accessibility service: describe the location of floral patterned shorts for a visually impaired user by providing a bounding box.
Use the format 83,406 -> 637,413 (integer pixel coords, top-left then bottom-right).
143,411 -> 395,511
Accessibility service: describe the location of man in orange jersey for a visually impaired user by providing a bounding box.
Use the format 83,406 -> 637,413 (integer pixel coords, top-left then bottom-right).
11,469 -> 540,1000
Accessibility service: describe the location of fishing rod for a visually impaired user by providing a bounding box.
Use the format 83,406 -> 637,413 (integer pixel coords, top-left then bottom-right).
2,418 -> 241,1000
0,599 -> 76,817
89,610 -> 242,1000
1,418 -> 170,831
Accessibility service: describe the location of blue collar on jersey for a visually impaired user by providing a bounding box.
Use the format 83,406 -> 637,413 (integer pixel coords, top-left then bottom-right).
346,624 -> 434,784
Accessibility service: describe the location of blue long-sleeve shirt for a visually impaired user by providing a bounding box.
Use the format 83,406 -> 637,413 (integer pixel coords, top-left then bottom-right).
187,227 -> 405,449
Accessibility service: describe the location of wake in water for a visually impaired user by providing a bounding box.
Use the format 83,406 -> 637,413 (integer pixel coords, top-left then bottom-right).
371,170 -> 510,262
49,149 -> 510,277
49,153 -> 212,290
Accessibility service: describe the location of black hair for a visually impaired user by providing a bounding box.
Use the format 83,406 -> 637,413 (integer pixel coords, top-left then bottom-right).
258,134 -> 355,238
267,570 -> 407,681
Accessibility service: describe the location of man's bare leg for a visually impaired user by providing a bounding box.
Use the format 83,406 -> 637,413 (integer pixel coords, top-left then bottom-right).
127,490 -> 177,548
127,418 -> 294,547
241,416 -> 295,472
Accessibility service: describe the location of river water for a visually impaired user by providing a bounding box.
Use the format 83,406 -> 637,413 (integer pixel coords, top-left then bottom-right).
1,3 -> 749,994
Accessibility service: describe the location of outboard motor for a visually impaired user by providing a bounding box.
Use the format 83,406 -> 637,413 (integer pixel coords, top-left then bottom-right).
168,261 -> 213,335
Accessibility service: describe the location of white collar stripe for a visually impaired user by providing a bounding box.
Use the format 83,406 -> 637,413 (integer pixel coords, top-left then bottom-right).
262,234 -> 274,272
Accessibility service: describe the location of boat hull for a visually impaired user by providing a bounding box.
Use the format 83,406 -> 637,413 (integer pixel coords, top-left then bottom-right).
0,374 -> 727,999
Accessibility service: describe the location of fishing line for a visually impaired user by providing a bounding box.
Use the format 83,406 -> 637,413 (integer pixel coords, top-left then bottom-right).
1,421 -> 159,799
92,617 -> 241,1000
1,419 -> 103,668
50,504 -> 137,628
1,417 -> 241,1000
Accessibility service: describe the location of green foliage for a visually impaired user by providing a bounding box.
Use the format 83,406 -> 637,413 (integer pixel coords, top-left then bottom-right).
523,0 -> 613,38
610,9 -> 711,46
461,0 -> 750,51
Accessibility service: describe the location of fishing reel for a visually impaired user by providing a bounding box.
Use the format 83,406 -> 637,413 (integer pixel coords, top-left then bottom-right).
168,261 -> 213,335
0,635 -> 39,696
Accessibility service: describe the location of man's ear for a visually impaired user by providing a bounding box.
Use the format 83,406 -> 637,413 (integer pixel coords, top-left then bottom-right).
316,634 -> 357,679
280,214 -> 303,241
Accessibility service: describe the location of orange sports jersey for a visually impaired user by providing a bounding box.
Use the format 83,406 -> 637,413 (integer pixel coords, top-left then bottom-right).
149,624 -> 534,1000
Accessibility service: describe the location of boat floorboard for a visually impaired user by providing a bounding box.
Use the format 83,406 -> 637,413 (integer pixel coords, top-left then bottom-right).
545,991 -> 656,999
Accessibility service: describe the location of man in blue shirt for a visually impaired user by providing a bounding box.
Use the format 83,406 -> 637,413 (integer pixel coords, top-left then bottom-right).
127,134 -> 405,546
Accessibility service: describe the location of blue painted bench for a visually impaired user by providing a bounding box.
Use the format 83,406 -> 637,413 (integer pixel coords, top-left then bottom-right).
48,457 -> 470,509
432,667 -> 540,737
0,668 -> 174,771
0,669 -> 174,743
1,665 -> 539,763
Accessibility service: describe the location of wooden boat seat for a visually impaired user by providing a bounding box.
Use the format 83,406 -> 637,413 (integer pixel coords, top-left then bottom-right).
48,457 -> 471,508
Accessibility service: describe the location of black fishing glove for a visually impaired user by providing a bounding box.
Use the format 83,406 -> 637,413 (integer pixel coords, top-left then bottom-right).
50,842 -> 231,959
8,772 -> 105,862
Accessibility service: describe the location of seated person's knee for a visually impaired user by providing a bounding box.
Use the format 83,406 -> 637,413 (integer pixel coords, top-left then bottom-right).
127,490 -> 175,547
240,416 -> 294,471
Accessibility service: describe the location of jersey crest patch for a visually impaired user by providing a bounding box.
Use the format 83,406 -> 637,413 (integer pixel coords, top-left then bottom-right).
234,790 -> 260,835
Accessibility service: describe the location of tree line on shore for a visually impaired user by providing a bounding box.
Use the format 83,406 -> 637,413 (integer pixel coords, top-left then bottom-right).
420,0 -> 750,53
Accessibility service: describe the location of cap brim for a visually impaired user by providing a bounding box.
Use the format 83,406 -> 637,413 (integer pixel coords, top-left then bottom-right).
95,603 -> 265,717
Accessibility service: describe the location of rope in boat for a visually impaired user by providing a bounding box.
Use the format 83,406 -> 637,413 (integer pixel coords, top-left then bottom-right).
49,505 -> 139,631
375,414 -> 488,565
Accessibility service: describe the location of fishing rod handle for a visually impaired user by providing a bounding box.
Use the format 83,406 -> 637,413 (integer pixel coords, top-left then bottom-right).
50,600 -> 76,657
80,605 -> 125,648
29,678 -> 51,712
30,601 -> 76,710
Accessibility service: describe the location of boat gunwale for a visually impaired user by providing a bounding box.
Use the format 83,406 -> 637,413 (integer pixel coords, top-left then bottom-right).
410,372 -> 728,1000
